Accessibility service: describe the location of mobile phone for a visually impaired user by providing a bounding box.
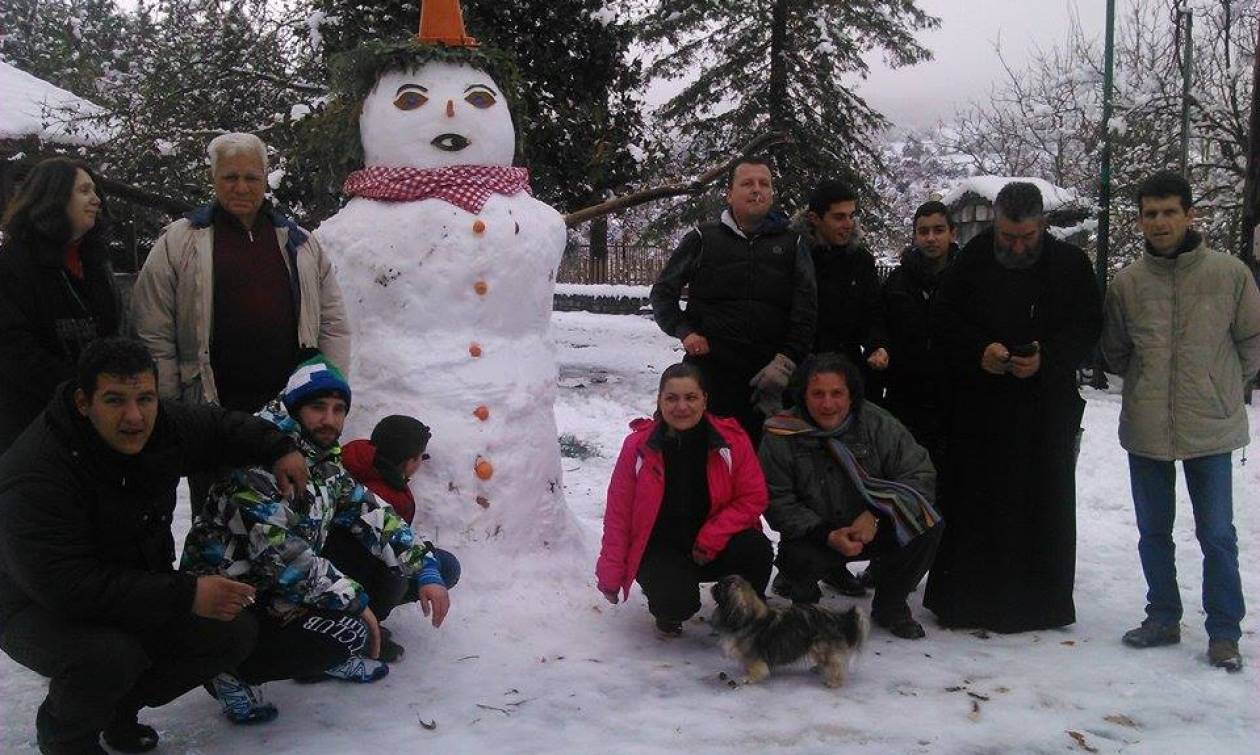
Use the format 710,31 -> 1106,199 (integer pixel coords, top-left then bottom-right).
1008,342 -> 1039,358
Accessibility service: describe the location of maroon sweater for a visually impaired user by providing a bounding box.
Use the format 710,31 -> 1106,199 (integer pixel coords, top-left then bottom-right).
209,207 -> 299,412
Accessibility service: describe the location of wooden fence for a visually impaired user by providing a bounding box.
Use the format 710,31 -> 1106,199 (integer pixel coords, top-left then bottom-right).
558,242 -> 897,286
557,244 -> 669,285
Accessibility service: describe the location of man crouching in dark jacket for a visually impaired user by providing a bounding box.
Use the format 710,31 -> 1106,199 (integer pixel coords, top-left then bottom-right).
0,337 -> 306,755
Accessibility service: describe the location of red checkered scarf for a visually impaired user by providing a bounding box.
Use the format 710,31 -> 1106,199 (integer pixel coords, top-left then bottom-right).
343,165 -> 533,214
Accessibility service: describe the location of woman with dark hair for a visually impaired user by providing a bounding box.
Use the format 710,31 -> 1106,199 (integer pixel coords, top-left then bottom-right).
759,353 -> 943,639
596,362 -> 773,636
0,157 -> 119,451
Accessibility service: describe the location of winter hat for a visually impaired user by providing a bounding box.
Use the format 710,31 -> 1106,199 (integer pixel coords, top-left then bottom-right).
282,352 -> 351,414
371,415 -> 432,465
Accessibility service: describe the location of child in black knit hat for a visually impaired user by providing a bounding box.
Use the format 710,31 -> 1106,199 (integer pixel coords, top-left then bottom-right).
342,415 -> 461,662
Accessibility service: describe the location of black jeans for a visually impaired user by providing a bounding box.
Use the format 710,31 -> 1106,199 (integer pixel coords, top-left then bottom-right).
237,606 -> 370,684
235,528 -> 461,682
777,521 -> 943,617
0,603 -> 255,750
636,528 -> 773,622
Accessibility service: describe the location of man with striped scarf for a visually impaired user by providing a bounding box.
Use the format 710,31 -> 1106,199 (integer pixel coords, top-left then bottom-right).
759,353 -> 942,639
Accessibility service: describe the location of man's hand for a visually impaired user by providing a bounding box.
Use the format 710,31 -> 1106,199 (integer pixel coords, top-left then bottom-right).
418,584 -> 451,628
826,513 -> 878,558
691,543 -> 713,566
600,588 -> 620,605
981,342 -> 1011,374
360,605 -> 382,658
192,575 -> 256,621
866,348 -> 890,371
272,451 -> 308,500
682,332 -> 710,356
1009,351 -> 1042,379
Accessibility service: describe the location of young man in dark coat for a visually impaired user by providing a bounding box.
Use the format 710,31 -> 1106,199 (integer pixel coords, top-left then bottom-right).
650,158 -> 817,444
0,338 -> 306,755
881,201 -> 960,462
923,182 -> 1102,634
799,180 -> 890,402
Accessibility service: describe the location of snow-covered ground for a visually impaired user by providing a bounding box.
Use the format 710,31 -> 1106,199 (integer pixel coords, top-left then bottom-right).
3,311 -> 1256,753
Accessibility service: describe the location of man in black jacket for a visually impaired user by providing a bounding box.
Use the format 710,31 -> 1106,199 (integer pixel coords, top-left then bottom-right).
801,180 -> 889,390
0,338 -> 307,754
882,201 -> 960,462
650,158 -> 817,443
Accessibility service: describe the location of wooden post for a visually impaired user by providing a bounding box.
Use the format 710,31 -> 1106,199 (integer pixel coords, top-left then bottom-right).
588,216 -> 609,284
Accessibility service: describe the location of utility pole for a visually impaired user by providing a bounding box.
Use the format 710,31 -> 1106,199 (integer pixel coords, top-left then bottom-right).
1090,0 -> 1117,390
1178,8 -> 1194,176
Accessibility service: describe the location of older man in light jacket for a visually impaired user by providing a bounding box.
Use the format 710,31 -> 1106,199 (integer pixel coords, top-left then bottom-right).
1101,170 -> 1260,673
132,133 -> 350,514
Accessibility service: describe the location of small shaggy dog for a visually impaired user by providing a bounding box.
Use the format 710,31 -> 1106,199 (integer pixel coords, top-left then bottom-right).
710,575 -> 869,688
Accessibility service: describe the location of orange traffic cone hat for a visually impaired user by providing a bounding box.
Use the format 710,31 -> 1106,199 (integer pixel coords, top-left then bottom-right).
418,0 -> 479,47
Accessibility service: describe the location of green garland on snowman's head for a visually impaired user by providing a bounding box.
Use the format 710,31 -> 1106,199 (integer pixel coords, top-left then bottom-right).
330,38 -> 522,112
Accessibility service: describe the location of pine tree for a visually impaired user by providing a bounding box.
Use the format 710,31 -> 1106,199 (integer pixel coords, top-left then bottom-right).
640,0 -> 938,232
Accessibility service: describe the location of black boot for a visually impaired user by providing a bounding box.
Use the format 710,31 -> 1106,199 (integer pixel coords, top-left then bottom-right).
101,720 -> 158,753
378,626 -> 405,663
36,702 -> 107,755
821,567 -> 867,597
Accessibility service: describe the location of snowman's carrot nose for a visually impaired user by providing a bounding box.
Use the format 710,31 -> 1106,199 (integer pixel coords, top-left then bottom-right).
446,100 -> 455,117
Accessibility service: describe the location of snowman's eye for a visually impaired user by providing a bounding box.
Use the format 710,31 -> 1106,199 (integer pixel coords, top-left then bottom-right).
394,91 -> 428,111
464,90 -> 496,109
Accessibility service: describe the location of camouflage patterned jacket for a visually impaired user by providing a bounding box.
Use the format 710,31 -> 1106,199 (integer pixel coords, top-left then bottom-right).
180,399 -> 441,618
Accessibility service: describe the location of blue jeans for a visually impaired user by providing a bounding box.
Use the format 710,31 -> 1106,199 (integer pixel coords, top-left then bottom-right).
1128,453 -> 1244,641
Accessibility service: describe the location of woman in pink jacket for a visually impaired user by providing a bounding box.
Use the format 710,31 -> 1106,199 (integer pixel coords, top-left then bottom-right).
596,363 -> 773,636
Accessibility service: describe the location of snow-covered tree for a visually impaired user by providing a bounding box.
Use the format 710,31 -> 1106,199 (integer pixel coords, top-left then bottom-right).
0,0 -> 131,96
867,126 -> 972,258
639,0 -> 938,229
942,0 -> 1255,272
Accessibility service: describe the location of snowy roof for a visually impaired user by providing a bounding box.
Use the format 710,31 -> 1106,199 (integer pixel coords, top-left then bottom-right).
941,176 -> 1090,213
0,60 -> 110,146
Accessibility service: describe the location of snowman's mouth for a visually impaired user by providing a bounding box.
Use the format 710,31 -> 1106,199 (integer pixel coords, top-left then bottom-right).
432,133 -> 470,152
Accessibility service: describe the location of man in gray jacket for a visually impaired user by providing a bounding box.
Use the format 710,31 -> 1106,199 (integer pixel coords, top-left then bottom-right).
1101,171 -> 1260,672
759,353 -> 942,639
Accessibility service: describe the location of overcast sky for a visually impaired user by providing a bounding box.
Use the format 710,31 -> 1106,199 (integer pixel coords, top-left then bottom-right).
108,0 -> 1107,133
853,0 -> 1105,129
639,0 -> 1108,131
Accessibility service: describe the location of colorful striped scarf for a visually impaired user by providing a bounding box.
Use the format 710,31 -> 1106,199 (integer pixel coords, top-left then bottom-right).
764,412 -> 941,545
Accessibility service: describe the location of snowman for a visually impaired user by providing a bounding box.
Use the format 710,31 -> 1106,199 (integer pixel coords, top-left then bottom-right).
316,0 -> 574,549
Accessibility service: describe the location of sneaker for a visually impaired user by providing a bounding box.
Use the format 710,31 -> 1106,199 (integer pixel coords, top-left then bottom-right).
324,656 -> 390,683
655,618 -> 683,637
1121,620 -> 1180,648
101,717 -> 158,753
210,673 -> 279,724
1208,639 -> 1243,672
821,567 -> 867,597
